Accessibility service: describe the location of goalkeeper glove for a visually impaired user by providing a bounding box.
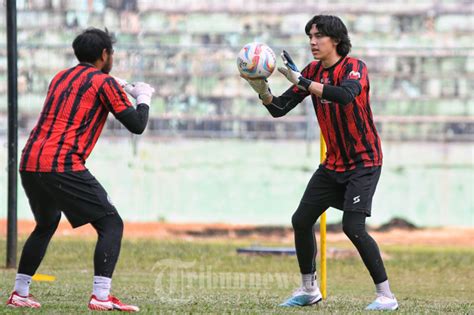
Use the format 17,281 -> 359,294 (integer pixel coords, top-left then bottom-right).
128,82 -> 155,106
242,76 -> 272,100
114,77 -> 155,106
114,77 -> 135,94
277,50 -> 312,90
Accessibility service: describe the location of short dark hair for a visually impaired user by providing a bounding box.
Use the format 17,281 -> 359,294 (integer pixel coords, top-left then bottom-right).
305,15 -> 352,57
72,28 -> 116,63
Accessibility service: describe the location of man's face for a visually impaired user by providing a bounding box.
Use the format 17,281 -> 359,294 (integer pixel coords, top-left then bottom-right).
308,24 -> 339,60
101,49 -> 114,74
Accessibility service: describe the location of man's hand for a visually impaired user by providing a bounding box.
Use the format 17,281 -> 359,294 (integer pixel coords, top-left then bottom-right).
114,77 -> 135,95
277,50 -> 312,90
241,75 -> 272,100
128,82 -> 155,106
114,77 -> 155,105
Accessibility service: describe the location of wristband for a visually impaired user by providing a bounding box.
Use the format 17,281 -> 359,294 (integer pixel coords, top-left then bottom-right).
258,87 -> 272,100
297,76 -> 312,90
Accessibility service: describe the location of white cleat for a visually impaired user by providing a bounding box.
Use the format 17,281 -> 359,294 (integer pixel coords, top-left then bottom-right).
280,286 -> 322,307
366,295 -> 399,310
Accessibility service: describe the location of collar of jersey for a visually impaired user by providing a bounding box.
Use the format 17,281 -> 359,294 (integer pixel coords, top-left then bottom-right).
322,56 -> 346,71
78,62 -> 96,68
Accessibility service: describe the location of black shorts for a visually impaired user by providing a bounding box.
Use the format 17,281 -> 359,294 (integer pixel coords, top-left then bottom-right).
300,165 -> 382,216
20,170 -> 117,228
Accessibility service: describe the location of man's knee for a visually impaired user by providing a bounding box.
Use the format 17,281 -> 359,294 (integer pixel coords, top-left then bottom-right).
34,213 -> 61,235
114,214 -> 124,237
93,213 -> 124,239
342,213 -> 366,239
342,222 -> 359,238
292,203 -> 316,231
105,214 -> 124,239
100,213 -> 124,239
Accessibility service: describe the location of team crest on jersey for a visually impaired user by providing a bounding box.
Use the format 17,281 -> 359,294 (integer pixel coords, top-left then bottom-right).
348,71 -> 361,80
320,78 -> 332,84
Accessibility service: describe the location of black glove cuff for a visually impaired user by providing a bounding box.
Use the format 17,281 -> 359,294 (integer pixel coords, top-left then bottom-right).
297,76 -> 312,90
258,87 -> 272,100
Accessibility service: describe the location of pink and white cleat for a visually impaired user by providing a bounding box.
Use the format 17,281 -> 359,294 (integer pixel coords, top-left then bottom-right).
88,295 -> 139,312
6,291 -> 41,308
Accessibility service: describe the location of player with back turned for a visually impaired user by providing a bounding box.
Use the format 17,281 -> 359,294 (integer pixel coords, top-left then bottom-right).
242,15 -> 398,311
6,28 -> 154,311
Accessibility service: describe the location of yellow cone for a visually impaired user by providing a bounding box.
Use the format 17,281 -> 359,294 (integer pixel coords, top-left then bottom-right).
32,274 -> 56,282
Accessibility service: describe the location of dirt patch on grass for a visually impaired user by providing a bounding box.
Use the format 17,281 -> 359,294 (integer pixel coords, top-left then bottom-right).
1,219 -> 472,247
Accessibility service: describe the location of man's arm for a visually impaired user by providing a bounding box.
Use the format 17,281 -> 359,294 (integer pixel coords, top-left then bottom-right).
242,68 -> 309,118
306,80 -> 361,105
278,50 -> 362,106
100,78 -> 155,134
260,87 -> 307,118
264,79 -> 360,108
115,104 -> 149,134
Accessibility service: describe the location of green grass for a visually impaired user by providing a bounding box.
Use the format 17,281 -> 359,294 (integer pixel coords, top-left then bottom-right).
0,238 -> 473,314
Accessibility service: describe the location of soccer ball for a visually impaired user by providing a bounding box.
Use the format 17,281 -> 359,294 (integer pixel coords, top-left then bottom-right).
237,42 -> 276,79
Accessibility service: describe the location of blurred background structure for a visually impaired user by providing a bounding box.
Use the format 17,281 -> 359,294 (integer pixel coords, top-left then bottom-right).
1,0 -> 473,226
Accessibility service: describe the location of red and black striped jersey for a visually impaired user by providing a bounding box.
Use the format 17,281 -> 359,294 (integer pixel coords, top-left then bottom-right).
20,63 -> 133,172
266,56 -> 382,172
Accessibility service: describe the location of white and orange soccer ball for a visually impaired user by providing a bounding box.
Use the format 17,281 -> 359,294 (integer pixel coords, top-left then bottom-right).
237,42 -> 276,79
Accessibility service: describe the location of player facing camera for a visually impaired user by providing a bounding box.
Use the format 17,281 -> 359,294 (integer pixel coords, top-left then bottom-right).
241,14 -> 398,311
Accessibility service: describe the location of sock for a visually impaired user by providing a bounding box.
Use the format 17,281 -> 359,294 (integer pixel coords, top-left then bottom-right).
93,276 -> 112,300
301,273 -> 317,290
14,273 -> 32,297
376,280 -> 393,298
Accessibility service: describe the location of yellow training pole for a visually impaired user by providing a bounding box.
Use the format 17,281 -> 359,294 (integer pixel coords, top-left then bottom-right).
319,133 -> 327,299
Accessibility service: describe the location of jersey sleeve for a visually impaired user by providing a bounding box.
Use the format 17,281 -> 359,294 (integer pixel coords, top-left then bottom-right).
99,77 -> 134,118
340,59 -> 369,97
264,86 -> 304,117
265,62 -> 315,117
264,62 -> 317,117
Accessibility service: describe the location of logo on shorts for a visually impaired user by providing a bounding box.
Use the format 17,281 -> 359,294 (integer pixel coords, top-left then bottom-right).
107,194 -> 115,206
353,195 -> 361,204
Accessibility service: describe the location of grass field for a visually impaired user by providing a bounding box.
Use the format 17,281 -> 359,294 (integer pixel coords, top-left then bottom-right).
0,237 -> 472,314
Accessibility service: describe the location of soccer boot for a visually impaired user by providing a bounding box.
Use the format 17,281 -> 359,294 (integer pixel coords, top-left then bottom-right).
6,291 -> 41,308
366,294 -> 399,310
280,286 -> 322,307
88,295 -> 139,312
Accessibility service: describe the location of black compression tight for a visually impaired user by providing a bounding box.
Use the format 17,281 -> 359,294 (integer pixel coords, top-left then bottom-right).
18,213 -> 123,279
18,213 -> 61,276
291,202 -> 388,284
90,214 -> 124,278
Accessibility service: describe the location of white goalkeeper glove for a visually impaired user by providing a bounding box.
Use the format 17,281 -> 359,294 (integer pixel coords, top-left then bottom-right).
114,77 -> 155,106
129,82 -> 155,106
277,50 -> 312,90
114,77 -> 134,94
241,76 -> 272,100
